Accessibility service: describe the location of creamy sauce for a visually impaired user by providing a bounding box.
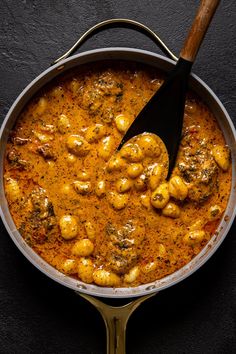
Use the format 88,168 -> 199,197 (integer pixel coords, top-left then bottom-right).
4,61 -> 231,287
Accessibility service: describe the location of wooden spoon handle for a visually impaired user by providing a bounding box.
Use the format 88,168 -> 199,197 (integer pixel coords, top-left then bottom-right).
180,0 -> 220,62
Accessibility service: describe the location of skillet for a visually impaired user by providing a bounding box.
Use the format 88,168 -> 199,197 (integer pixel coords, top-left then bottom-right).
0,19 -> 236,353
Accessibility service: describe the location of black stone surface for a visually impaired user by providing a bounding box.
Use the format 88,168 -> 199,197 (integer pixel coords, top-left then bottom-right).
0,1 -> 236,353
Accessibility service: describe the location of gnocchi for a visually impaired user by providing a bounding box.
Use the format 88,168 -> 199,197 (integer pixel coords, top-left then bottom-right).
98,136 -> 114,160
120,143 -> 144,162
162,202 -> 180,218
108,191 -> 129,210
66,135 -> 90,156
71,239 -> 94,257
4,177 -> 21,202
70,79 -> 80,94
168,176 -> 188,201
106,154 -> 126,171
4,61 -> 231,289
114,114 -> 130,133
58,114 -> 70,134
142,261 -> 157,274
127,163 -> 143,178
208,205 -> 222,221
212,145 -> 230,171
33,130 -> 52,143
59,215 -> 78,240
73,181 -> 92,195
157,244 -> 166,258
151,183 -> 170,209
77,258 -> 94,283
84,221 -> 95,240
85,124 -> 107,142
36,97 -> 47,115
140,193 -> 151,209
134,174 -> 148,191
95,180 -> 106,197
124,266 -> 140,283
116,177 -> 133,193
149,164 -> 163,190
138,134 -> 161,158
93,269 -> 120,287
76,170 -> 90,181
66,153 -> 77,164
183,230 -> 206,245
62,259 -> 76,274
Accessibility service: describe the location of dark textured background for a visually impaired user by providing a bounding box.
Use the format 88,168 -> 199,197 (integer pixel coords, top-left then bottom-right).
0,1 -> 236,353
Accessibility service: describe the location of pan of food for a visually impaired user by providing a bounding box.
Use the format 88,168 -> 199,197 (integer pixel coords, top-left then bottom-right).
0,13 -> 236,354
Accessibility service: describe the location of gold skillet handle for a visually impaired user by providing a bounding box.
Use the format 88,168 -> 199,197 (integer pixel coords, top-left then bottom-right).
52,18 -> 177,65
77,292 -> 156,354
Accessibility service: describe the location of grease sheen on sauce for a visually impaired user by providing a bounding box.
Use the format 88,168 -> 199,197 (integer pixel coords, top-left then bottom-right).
4,61 -> 231,287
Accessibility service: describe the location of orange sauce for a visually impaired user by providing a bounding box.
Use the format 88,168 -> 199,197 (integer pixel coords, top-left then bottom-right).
4,61 -> 231,287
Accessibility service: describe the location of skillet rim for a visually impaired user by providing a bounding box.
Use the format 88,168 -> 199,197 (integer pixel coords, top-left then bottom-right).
0,47 -> 235,298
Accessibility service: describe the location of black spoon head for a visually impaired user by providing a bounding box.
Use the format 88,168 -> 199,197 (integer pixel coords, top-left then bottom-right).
118,58 -> 192,178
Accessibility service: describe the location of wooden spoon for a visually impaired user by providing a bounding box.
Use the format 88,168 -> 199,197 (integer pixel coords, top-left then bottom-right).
118,0 -> 220,177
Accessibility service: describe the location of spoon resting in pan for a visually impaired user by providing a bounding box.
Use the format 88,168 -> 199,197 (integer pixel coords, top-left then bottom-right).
118,0 -> 220,178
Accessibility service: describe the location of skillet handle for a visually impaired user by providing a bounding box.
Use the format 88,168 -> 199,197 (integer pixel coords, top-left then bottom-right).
77,292 -> 156,354
52,18 -> 177,65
